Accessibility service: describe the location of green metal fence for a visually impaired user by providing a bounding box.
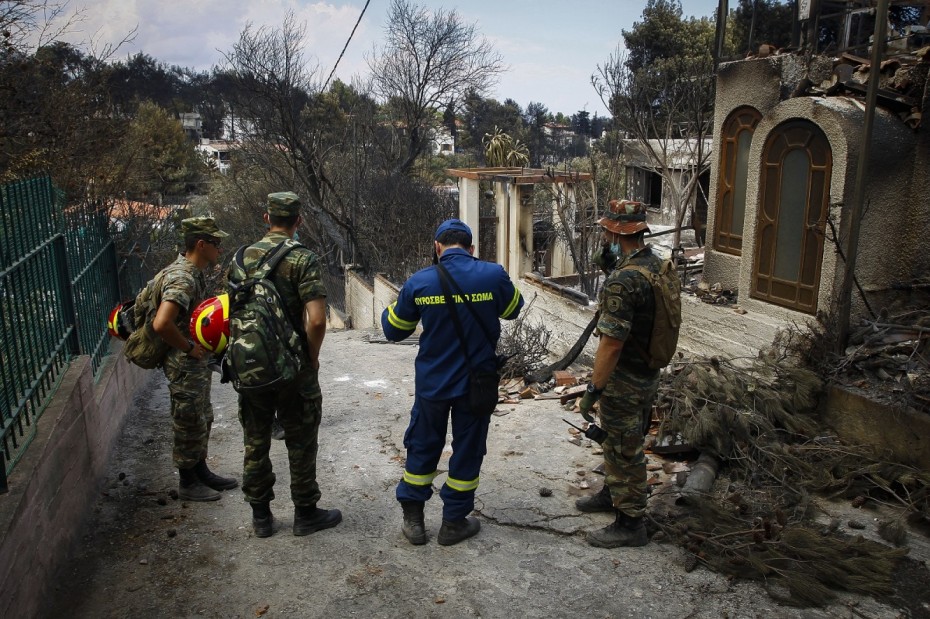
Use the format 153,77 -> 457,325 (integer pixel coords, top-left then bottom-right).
0,176 -> 121,492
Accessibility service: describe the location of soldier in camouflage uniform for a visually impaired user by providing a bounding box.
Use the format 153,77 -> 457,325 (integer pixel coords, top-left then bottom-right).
231,192 -> 342,539
151,217 -> 238,502
575,200 -> 661,548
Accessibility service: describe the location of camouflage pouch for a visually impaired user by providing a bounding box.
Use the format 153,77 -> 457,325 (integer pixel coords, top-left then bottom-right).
123,272 -> 171,369
123,322 -> 171,369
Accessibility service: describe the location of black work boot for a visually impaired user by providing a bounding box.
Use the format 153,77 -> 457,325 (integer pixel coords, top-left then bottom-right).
178,466 -> 221,502
437,517 -> 481,546
193,459 -> 238,491
293,506 -> 342,537
587,510 -> 648,548
575,484 -> 614,513
401,501 -> 427,545
252,502 -> 274,538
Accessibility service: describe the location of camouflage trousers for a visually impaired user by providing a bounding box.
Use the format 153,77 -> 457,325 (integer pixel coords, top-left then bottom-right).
598,368 -> 659,519
238,366 -> 323,507
163,350 -> 214,469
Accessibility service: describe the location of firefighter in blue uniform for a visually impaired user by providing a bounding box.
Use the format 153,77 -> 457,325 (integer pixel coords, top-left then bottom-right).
382,219 -> 524,546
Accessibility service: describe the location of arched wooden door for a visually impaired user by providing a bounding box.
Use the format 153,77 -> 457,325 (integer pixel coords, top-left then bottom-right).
751,121 -> 832,314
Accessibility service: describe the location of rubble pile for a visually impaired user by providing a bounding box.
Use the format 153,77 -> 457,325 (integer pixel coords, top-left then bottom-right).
833,311 -> 930,414
649,325 -> 930,606
750,43 -> 930,129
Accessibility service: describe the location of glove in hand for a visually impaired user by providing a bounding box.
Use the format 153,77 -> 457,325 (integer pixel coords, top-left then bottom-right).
578,391 -> 598,422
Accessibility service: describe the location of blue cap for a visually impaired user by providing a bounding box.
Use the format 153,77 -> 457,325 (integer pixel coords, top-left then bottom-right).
435,219 -> 472,243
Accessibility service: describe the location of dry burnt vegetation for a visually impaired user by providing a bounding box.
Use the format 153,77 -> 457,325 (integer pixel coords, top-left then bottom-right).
649,309 -> 930,608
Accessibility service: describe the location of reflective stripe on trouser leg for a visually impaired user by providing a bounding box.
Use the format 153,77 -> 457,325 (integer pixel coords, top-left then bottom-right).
598,371 -> 659,518
403,469 -> 438,487
397,395 -> 450,504
439,395 -> 491,521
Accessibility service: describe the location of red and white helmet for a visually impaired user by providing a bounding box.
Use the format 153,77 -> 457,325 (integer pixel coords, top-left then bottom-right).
190,293 -> 230,354
107,300 -> 135,340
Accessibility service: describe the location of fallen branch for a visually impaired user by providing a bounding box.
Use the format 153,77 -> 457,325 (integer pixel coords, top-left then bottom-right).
525,313 -> 598,384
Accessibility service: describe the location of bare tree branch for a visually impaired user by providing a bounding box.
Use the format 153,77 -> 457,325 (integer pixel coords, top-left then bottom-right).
367,0 -> 505,175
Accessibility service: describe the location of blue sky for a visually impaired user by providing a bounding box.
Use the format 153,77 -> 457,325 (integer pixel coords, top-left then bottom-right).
54,1 -> 721,116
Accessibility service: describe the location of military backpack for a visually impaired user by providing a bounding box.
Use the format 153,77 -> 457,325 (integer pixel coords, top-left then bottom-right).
225,240 -> 306,394
623,259 -> 682,370
122,271 -> 172,369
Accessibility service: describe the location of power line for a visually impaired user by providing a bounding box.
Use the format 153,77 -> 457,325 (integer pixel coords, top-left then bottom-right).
322,0 -> 371,92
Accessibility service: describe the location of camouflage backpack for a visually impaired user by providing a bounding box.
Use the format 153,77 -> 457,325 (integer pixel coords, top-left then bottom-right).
122,271 -> 171,369
623,259 -> 682,370
225,240 -> 305,394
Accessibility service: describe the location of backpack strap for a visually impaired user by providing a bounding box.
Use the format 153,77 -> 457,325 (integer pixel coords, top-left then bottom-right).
234,239 -> 302,281
617,264 -> 658,364
230,239 -> 308,351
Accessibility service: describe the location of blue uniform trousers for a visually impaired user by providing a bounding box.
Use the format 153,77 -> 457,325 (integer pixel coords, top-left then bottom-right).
396,394 -> 491,521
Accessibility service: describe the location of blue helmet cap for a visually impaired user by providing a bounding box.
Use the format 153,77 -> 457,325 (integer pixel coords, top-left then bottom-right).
435,219 -> 472,243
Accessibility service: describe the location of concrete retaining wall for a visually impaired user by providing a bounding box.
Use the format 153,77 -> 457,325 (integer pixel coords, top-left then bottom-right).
345,270 -> 402,330
0,346 -> 149,619
346,270 -> 786,365
517,276 -> 598,365
345,269 -> 374,329
373,275 -> 400,327
822,385 -> 930,470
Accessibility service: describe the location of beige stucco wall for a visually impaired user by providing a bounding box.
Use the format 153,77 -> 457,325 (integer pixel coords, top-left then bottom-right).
704,57 -> 787,291
343,270 -> 786,370
345,270 -> 404,331
345,268 -> 375,329
704,54 -> 924,323
373,275 -> 401,324
518,277 -> 599,364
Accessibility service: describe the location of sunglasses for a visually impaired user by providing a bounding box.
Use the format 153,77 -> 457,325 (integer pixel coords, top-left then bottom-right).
201,237 -> 221,248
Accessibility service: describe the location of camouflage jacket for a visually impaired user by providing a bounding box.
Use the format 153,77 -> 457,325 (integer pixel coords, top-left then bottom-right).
596,245 -> 661,377
233,232 -> 327,353
157,255 -> 206,332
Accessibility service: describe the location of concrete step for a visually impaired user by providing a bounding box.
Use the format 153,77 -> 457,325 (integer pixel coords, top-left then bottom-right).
678,294 -> 787,360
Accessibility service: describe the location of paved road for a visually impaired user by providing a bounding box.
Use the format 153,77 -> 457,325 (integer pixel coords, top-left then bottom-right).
47,329 -> 905,618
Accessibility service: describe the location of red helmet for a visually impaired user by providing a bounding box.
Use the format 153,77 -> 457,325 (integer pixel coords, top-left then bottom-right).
107,300 -> 135,340
190,293 -> 230,353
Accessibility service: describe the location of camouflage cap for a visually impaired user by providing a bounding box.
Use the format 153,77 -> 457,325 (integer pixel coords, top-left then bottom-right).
180,216 -> 229,239
267,192 -> 302,216
598,199 -> 650,236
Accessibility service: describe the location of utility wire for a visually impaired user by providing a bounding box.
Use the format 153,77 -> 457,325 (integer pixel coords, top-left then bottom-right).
322,0 -> 371,92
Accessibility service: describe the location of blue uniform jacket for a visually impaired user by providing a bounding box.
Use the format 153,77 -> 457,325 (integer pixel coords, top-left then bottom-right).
381,248 -> 524,400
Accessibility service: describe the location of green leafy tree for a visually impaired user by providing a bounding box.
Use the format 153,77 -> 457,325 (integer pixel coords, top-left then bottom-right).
483,127 -> 529,168
461,93 -> 525,162
730,0 -> 794,56
523,101 -> 550,166
120,101 -> 204,200
593,0 -> 715,246
572,110 -> 591,137
0,41 -> 129,197
442,99 -> 458,143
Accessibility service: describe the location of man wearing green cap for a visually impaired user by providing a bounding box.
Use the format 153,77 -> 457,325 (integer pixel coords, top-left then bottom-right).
151,216 -> 239,502
231,192 -> 342,539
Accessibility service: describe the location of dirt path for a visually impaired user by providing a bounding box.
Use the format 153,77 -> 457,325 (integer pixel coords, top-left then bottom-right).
46,330 -> 917,618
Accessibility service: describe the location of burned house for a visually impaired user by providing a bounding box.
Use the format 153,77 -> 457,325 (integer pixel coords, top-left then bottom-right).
703,51 -> 930,323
